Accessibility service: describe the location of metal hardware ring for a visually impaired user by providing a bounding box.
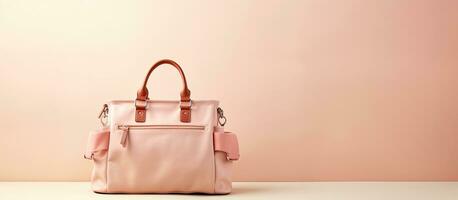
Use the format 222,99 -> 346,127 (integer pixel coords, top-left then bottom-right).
218,116 -> 227,126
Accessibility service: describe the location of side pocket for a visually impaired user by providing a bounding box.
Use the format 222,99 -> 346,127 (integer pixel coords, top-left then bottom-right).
214,152 -> 233,194
213,127 -> 239,194
84,128 -> 110,193
91,150 -> 108,193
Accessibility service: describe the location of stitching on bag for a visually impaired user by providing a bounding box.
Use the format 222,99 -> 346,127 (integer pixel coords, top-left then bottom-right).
104,107 -> 110,193
212,113 -> 217,193
212,104 -> 220,194
210,126 -> 216,193
105,137 -> 109,193
212,127 -> 216,194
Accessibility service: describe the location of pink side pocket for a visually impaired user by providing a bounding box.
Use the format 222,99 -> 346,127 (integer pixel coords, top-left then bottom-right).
84,128 -> 110,160
214,127 -> 240,161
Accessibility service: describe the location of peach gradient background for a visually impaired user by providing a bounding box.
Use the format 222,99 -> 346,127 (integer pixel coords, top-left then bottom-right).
1,0 -> 457,181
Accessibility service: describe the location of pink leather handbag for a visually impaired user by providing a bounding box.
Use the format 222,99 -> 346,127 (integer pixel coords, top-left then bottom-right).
84,59 -> 239,194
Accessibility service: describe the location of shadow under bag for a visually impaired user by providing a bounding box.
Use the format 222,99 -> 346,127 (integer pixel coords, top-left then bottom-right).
84,59 -> 239,194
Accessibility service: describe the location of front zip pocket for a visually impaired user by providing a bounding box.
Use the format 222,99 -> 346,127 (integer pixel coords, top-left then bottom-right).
117,124 -> 206,147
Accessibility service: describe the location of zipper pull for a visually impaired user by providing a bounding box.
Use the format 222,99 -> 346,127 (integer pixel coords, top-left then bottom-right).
217,107 -> 227,126
119,126 -> 129,147
98,104 -> 109,127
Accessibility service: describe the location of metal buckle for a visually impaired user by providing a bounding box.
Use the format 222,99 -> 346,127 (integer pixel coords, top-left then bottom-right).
83,153 -> 94,160
226,155 -> 238,161
135,99 -> 148,108
180,100 -> 192,108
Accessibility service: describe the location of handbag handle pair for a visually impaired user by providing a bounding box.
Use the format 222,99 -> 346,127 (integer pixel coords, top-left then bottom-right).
135,59 -> 191,123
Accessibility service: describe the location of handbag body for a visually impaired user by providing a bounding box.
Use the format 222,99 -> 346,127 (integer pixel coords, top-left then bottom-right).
84,59 -> 239,194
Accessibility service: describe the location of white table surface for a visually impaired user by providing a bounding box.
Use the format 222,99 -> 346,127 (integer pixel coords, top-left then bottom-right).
0,182 -> 457,200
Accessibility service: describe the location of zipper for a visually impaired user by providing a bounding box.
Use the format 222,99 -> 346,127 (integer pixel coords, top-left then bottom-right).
117,124 -> 206,147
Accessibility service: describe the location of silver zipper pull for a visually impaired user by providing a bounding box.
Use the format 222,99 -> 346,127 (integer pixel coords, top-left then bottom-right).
119,126 -> 129,147
217,107 -> 227,126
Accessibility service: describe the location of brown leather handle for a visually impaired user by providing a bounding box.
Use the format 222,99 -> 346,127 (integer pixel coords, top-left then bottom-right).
135,59 -> 191,123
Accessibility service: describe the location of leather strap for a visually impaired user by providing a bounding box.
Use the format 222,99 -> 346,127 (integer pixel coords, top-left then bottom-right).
135,59 -> 191,122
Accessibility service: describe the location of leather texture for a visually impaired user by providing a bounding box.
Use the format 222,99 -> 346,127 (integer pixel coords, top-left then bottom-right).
86,100 -> 239,194
85,59 -> 239,194
214,127 -> 240,161
84,128 -> 109,159
135,59 -> 191,123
